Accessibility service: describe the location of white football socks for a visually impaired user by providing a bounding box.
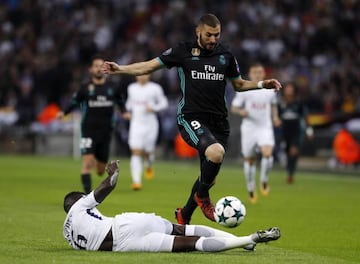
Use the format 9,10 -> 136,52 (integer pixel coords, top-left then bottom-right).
244,161 -> 256,193
260,156 -> 273,184
145,152 -> 155,169
130,155 -> 142,184
195,236 -> 254,252
185,225 -> 236,238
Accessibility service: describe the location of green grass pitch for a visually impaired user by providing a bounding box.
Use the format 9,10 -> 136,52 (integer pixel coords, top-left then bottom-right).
0,155 -> 359,264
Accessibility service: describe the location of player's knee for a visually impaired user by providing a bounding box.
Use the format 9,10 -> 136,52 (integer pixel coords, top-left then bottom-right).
289,147 -> 299,156
96,170 -> 105,176
261,146 -> 273,158
82,155 -> 95,172
131,149 -> 144,156
82,162 -> 92,172
262,151 -> 273,158
245,158 -> 256,165
205,143 -> 225,163
96,163 -> 106,175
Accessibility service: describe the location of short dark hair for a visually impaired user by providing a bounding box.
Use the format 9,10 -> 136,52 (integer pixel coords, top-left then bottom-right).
282,82 -> 297,96
90,54 -> 104,65
63,191 -> 85,213
198,13 -> 220,28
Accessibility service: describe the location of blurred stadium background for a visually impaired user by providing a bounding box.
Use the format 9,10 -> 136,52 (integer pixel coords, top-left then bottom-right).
0,0 -> 359,171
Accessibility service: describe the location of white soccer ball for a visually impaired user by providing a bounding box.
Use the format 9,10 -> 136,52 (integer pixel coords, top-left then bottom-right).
214,196 -> 246,228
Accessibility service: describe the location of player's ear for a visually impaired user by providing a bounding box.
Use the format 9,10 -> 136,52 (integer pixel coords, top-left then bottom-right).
195,26 -> 200,39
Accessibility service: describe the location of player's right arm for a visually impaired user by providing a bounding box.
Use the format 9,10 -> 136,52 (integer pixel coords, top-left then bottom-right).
93,161 -> 119,203
231,106 -> 249,117
102,58 -> 164,76
57,87 -> 86,119
230,93 -> 249,117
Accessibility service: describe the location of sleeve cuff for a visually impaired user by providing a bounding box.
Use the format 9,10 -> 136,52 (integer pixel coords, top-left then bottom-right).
157,57 -> 165,66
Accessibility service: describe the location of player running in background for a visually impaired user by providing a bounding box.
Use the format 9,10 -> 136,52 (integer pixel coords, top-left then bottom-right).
124,74 -> 168,190
231,63 -> 280,204
277,83 -> 313,184
63,160 -> 281,252
58,56 -> 125,193
102,14 -> 281,224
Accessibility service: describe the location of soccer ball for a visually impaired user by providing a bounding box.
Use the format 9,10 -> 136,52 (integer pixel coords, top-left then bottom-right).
214,196 -> 246,228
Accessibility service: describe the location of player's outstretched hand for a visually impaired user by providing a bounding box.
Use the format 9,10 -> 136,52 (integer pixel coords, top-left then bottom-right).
94,160 -> 119,202
106,160 -> 119,177
273,117 -> 282,127
263,79 -> 282,91
102,61 -> 120,74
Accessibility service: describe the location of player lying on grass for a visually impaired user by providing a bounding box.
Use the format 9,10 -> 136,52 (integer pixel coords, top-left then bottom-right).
63,160 -> 281,252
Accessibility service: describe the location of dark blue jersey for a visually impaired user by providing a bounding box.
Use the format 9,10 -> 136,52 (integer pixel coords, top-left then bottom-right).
278,99 -> 307,133
64,81 -> 125,131
158,41 -> 241,117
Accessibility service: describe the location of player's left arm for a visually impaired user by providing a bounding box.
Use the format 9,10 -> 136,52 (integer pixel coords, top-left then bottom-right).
231,77 -> 282,92
226,55 -> 281,92
93,161 -> 119,203
270,94 -> 281,126
150,86 -> 168,112
271,104 -> 281,126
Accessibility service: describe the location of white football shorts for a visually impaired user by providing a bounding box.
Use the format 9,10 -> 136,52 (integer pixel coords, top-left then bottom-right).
241,126 -> 275,158
128,121 -> 158,152
112,213 -> 174,252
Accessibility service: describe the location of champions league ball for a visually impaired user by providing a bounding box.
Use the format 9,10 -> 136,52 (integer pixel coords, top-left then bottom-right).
214,196 -> 246,228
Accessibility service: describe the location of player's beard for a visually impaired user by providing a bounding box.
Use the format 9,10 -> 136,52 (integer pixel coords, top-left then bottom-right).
93,72 -> 105,81
199,35 -> 216,51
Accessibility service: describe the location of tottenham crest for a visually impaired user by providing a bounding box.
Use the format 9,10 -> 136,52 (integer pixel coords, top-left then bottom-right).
191,48 -> 200,56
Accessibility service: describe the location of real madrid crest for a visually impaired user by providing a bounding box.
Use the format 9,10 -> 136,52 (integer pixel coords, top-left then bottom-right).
191,48 -> 200,56
219,55 -> 226,65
